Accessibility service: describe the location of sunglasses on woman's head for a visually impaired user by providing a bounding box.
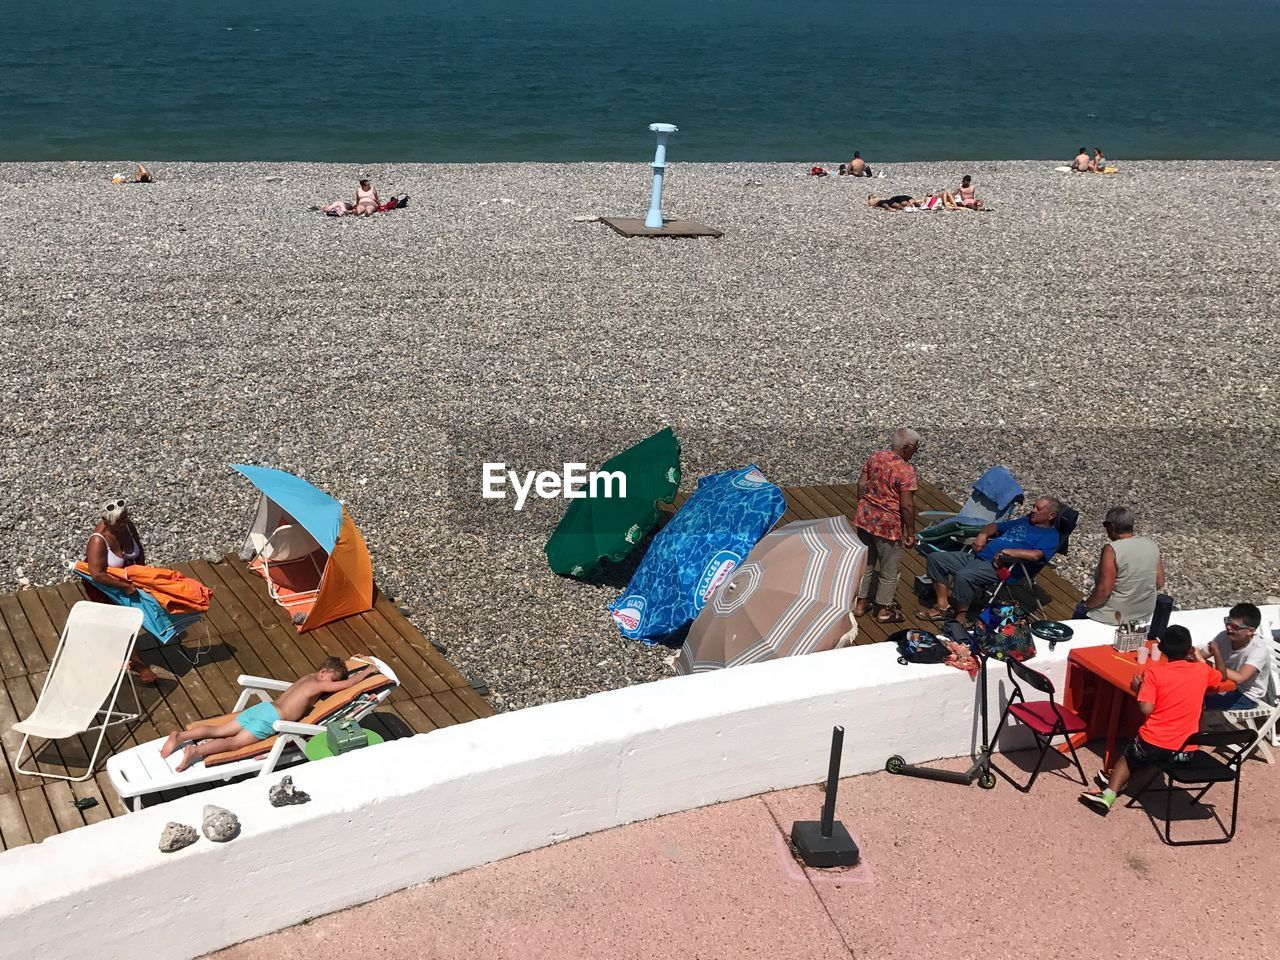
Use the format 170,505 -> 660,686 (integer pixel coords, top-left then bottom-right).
104,499 -> 126,512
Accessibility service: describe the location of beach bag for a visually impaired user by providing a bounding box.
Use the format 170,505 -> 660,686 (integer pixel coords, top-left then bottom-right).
893,629 -> 950,665
808,165 -> 828,177
976,603 -> 1036,661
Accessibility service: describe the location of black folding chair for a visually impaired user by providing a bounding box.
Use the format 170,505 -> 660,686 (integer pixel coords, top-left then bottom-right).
1126,729 -> 1254,846
990,657 -> 1089,792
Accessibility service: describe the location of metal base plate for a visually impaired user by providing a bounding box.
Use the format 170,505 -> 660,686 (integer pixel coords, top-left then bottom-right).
790,820 -> 861,868
600,217 -> 724,238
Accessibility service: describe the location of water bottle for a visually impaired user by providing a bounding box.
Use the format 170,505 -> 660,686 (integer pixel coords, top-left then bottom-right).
1150,643 -> 1161,662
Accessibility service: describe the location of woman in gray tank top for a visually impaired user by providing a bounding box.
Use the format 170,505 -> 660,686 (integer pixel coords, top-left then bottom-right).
1078,506 -> 1164,624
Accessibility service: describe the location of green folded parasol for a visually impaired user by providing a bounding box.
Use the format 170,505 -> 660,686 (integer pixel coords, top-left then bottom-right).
544,427 -> 681,580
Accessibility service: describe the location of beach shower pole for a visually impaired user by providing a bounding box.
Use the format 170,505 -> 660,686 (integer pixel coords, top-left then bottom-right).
790,725 -> 860,868
644,122 -> 678,228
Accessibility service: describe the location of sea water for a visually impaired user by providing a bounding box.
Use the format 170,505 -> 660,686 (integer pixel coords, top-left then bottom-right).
3,0 -> 1279,161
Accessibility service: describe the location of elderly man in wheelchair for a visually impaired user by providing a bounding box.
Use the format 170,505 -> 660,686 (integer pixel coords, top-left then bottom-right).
917,496 -> 1064,623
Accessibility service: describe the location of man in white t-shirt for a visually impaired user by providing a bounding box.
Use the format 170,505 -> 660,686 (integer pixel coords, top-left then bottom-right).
1204,603 -> 1272,709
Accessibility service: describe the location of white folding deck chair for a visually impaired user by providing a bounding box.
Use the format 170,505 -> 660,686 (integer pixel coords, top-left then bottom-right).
13,601 -> 144,781
1206,616 -> 1280,764
106,655 -> 398,811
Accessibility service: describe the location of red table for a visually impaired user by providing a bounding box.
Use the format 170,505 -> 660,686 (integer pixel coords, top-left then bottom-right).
1061,642 -> 1234,771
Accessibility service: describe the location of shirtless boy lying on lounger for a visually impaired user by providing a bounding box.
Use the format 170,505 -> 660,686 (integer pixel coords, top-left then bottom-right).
161,657 -> 378,772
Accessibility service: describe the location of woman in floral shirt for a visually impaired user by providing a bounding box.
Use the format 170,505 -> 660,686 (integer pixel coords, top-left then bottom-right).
853,429 -> 920,623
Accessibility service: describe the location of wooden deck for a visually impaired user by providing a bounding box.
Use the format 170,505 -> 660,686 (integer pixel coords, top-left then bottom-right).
0,554 -> 493,851
672,480 -> 1082,647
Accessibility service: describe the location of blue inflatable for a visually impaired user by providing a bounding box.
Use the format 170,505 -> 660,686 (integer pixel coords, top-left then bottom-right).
610,465 -> 786,644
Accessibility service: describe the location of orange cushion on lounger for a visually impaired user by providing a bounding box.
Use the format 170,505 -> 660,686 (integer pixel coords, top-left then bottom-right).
204,661 -> 395,767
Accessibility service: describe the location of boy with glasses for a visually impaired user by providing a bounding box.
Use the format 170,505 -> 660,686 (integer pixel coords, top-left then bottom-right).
1204,602 -> 1270,710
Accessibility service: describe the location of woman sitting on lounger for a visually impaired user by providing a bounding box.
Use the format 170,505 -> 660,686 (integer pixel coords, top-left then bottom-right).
161,657 -> 378,771
84,498 -> 156,683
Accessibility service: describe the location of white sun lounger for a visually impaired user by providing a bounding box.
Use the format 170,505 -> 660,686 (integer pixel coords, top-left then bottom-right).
13,601 -> 145,782
105,655 -> 399,811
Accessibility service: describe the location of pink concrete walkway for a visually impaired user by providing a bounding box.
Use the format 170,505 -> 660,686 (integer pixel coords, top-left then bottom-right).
213,749 -> 1280,960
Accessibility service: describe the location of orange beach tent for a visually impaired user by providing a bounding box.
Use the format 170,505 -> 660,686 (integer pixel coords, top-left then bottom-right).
232,464 -> 374,632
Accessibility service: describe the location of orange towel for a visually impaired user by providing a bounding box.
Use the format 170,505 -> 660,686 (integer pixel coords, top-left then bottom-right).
74,561 -> 213,613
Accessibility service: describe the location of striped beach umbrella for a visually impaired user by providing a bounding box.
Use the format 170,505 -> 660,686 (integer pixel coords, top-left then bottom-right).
676,516 -> 867,674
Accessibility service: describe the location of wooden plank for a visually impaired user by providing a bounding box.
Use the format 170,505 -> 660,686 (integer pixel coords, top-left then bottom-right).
0,791 -> 33,850
0,594 -> 47,674
15,590 -> 62,665
397,698 -> 439,734
15,785 -> 57,843
0,596 -> 26,680
43,780 -> 87,835
186,560 -> 243,636
417,695 -> 460,731
434,689 -> 480,724
344,611 -> 437,698
69,775 -> 115,826
452,682 -> 497,719
372,595 -> 471,691
0,678 -> 29,795
94,771 -> 128,818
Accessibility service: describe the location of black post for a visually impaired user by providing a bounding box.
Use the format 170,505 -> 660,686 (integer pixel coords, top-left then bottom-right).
791,725 -> 860,867
819,725 -> 844,837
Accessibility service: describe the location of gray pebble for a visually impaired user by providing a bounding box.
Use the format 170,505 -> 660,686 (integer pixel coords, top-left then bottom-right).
202,804 -> 240,842
159,821 -> 198,853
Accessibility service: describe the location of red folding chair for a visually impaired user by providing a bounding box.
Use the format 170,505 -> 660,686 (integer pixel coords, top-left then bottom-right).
991,657 -> 1088,791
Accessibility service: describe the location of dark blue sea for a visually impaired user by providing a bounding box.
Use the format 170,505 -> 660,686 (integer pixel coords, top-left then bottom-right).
5,0 -> 1280,161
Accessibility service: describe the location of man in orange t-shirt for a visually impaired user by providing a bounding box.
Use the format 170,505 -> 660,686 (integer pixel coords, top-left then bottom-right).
1081,625 -> 1228,814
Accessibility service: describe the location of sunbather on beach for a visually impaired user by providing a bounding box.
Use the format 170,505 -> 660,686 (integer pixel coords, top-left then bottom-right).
867,194 -> 916,210
1072,147 -> 1092,172
955,175 -> 983,209
354,177 -> 380,216
1091,148 -> 1105,172
844,151 -> 873,177
869,193 -> 958,211
84,498 -> 156,683
161,657 -> 377,771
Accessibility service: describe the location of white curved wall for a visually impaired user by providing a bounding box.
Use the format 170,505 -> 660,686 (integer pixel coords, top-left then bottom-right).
0,606 -> 1263,960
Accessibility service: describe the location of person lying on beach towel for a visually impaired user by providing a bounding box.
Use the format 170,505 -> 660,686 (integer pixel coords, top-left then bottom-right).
867,194 -> 917,210
868,193 -> 961,211
160,657 -> 379,771
112,164 -> 154,184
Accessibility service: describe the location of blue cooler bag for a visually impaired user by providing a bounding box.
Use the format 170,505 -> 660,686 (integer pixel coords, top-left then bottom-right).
609,466 -> 786,643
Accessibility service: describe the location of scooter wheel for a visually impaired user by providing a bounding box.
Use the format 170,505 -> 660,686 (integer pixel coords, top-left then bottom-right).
978,772 -> 997,790
885,755 -> 906,775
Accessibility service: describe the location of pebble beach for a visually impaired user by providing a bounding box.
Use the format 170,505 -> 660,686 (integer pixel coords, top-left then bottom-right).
1,160 -> 1277,711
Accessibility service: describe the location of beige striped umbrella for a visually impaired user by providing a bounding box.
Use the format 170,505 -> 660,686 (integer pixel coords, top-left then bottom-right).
676,516 -> 867,674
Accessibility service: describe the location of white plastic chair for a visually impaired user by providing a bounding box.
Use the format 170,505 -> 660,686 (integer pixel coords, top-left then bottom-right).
13,602 -> 144,781
1209,616 -> 1280,764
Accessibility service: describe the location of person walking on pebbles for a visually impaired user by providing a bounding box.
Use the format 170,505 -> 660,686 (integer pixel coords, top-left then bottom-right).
853,428 -> 920,623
